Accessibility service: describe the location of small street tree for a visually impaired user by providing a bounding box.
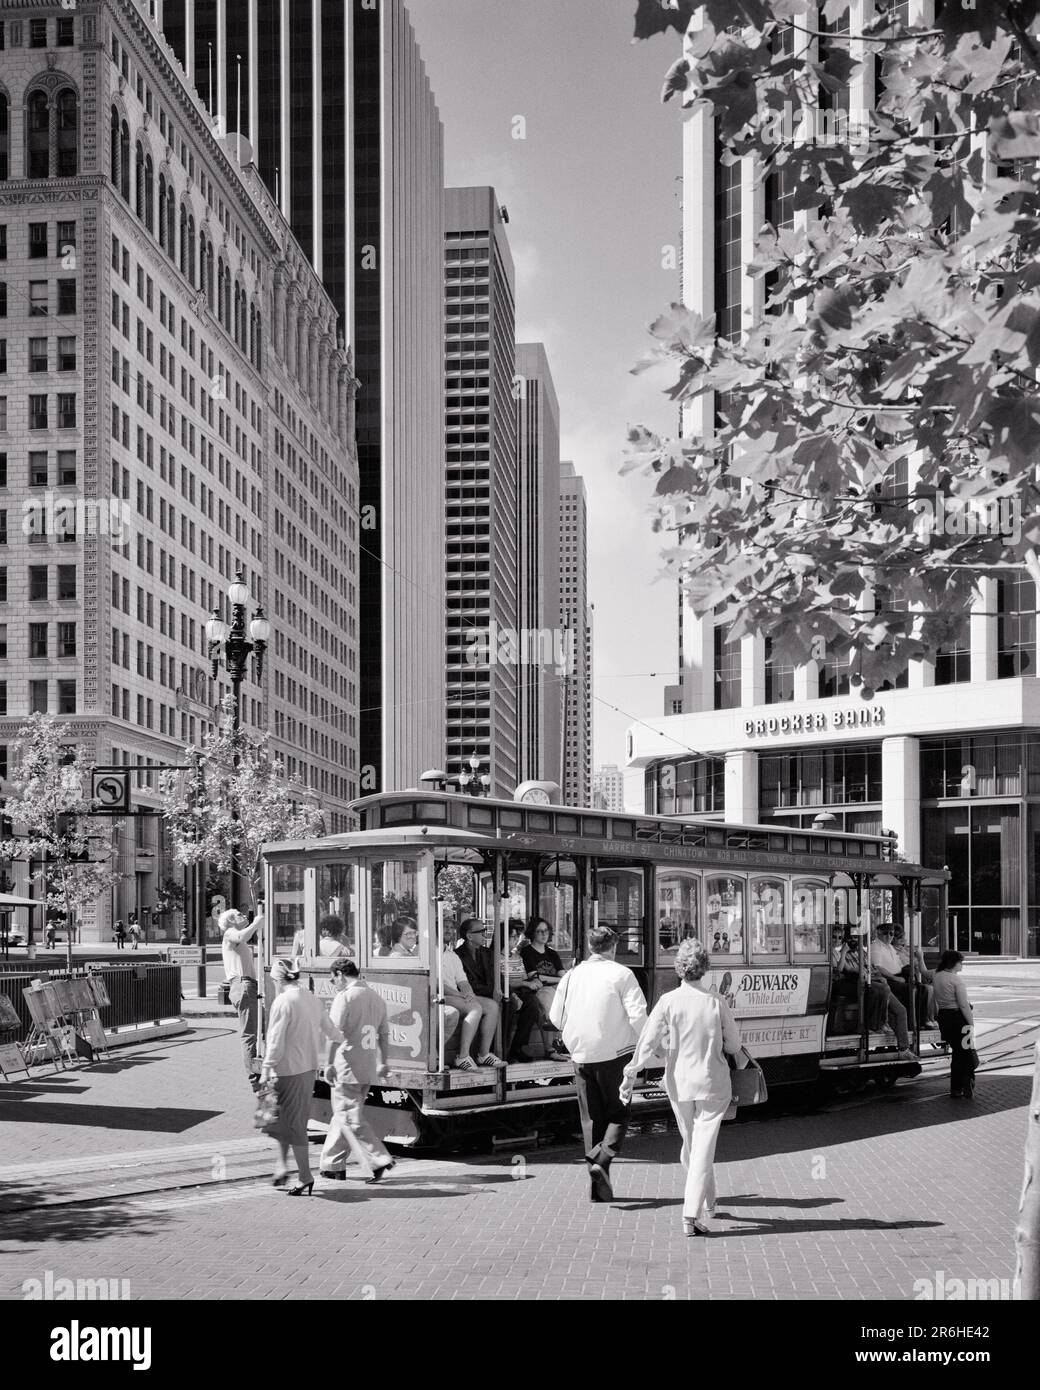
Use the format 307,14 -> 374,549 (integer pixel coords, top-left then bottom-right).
159,695 -> 325,913
628,0 -> 1040,690
0,714 -> 120,971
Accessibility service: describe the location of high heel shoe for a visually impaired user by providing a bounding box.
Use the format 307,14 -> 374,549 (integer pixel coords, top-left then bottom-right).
285,1180 -> 314,1197
683,1218 -> 709,1237
271,1172 -> 290,1188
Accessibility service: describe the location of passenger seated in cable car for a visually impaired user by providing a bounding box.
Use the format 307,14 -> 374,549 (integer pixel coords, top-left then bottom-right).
388,918 -> 419,957
830,929 -> 914,1056
317,914 -> 352,958
890,924 -> 938,1028
503,920 -> 545,1062
443,922 -> 504,1069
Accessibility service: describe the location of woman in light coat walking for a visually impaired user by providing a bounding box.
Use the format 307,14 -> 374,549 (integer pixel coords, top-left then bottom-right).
621,937 -> 743,1236
261,959 -> 341,1195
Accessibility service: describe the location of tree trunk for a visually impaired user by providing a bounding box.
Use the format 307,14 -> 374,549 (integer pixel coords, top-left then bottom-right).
1016,1041 -> 1040,1300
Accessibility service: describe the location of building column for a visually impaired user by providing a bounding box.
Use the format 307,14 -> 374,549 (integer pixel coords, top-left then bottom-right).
272,270 -> 286,359
882,735 -> 921,862
971,577 -> 998,681
318,340 -> 331,420
794,661 -> 817,701
724,749 -> 758,823
682,609 -> 716,713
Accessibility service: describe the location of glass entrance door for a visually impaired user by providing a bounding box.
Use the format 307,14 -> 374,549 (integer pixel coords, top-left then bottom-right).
923,805 -> 1020,954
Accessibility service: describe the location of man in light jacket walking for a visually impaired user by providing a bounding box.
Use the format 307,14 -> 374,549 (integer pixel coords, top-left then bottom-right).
549,924 -> 647,1201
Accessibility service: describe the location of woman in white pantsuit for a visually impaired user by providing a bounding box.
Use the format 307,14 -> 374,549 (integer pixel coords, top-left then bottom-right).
621,938 -> 743,1236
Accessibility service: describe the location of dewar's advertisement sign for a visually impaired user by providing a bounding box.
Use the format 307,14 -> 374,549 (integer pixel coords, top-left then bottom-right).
708,968 -> 811,1018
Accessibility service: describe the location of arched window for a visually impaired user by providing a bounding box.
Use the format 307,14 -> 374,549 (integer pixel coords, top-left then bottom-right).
233,282 -> 241,345
165,184 -> 175,259
187,216 -> 196,285
110,106 -> 120,187
217,260 -> 226,325
57,89 -> 78,177
249,304 -> 256,363
135,142 -> 144,218
118,118 -> 129,198
206,242 -> 214,306
144,154 -> 154,231
223,267 -> 231,330
179,205 -> 188,274
28,91 -> 51,178
0,93 -> 10,181
255,311 -> 262,365
158,175 -> 168,248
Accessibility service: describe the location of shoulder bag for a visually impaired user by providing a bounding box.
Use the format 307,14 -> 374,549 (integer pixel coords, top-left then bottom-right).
727,1045 -> 768,1106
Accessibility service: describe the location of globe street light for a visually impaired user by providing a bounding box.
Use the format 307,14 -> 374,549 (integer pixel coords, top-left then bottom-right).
205,570 -> 271,909
457,752 -> 491,798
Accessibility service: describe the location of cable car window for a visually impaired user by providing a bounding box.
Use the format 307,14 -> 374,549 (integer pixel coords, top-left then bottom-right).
610,820 -> 634,839
597,866 -> 644,965
467,805 -> 494,828
316,862 -> 358,959
538,864 -> 577,964
382,803 -> 416,825
863,840 -> 879,857
768,833 -> 788,851
791,834 -> 808,852
582,816 -> 605,837
527,812 -> 552,832
707,828 -> 726,847
828,838 -> 845,855
750,877 -> 787,955
792,879 -> 828,954
416,802 -> 447,822
656,870 -> 699,964
370,859 -> 424,967
500,809 -> 524,829
705,876 -> 744,956
555,814 -> 578,833
271,862 -> 304,956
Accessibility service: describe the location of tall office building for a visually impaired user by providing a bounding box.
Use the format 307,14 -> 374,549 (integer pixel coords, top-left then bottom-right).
591,765 -> 625,814
631,1 -> 1040,957
514,341 -> 561,786
0,0 -> 357,940
444,186 -> 518,798
160,0 -> 446,794
558,461 -> 591,807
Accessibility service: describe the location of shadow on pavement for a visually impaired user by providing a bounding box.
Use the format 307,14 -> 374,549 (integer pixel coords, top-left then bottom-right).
712,1073 -> 1034,1164
0,1101 -> 223,1132
707,1214 -> 943,1239
0,1180 -> 170,1246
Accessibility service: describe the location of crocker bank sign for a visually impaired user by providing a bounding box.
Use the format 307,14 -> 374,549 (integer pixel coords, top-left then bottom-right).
744,705 -> 885,739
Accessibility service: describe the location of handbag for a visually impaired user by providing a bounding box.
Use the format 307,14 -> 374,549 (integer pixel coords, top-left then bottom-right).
253,1080 -> 280,1134
728,1046 -> 769,1106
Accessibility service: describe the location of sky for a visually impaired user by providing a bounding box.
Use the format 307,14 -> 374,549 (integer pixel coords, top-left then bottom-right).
407,0 -> 686,808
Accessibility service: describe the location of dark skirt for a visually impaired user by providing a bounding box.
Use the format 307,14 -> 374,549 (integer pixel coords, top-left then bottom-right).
271,1071 -> 314,1146
937,1008 -> 978,1096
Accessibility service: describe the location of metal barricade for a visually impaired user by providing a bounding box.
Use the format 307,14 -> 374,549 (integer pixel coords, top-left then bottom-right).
0,964 -> 182,1043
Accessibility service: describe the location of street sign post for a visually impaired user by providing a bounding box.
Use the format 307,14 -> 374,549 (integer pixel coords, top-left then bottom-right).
166,946 -> 204,966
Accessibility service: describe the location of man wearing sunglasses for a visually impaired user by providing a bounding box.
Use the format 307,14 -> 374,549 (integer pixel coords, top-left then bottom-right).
453,917 -> 506,1069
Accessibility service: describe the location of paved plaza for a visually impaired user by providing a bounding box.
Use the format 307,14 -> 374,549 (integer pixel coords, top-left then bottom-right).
0,970 -> 1036,1302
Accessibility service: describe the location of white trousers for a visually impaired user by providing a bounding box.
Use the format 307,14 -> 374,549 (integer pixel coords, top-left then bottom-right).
671,1096 -> 730,1219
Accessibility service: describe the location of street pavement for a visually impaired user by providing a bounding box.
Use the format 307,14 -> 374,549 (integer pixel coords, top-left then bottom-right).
0,976 -> 1036,1301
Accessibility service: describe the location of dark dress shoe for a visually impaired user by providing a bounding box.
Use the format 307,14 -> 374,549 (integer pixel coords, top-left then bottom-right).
366,1160 -> 396,1184
588,1162 -> 613,1202
319,1169 -> 346,1181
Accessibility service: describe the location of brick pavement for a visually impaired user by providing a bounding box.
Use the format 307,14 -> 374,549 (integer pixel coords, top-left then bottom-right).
0,1043 -> 1031,1300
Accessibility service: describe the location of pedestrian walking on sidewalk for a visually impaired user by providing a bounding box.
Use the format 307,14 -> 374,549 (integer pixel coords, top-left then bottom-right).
262,959 -> 341,1196
319,960 -> 396,1185
128,917 -> 141,950
549,924 -> 647,1202
933,950 -> 978,1099
621,938 -> 743,1236
113,919 -> 126,950
221,908 -> 263,1090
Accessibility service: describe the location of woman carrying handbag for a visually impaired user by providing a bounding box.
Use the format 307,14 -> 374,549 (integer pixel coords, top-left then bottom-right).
621,938 -> 744,1236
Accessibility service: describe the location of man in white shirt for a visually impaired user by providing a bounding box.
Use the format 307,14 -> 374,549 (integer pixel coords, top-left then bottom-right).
549,925 -> 647,1201
319,960 -> 396,1184
872,925 -> 911,1010
221,908 -> 262,1088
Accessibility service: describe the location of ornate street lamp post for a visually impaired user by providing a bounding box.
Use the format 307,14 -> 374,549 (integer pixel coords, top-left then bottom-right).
457,752 -> 491,798
205,570 -> 271,911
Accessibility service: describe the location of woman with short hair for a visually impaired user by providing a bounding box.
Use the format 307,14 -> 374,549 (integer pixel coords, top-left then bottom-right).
621,937 -> 742,1236
261,958 -> 341,1195
933,950 -> 977,1099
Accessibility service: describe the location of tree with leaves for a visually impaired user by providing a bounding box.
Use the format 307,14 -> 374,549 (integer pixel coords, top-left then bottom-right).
628,0 -> 1040,692
159,695 -> 325,912
0,714 -> 120,971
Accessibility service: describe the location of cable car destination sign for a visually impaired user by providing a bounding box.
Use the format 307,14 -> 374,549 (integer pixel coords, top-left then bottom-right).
744,705 -> 885,739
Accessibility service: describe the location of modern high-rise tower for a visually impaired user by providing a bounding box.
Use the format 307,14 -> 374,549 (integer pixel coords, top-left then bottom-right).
443,186 -> 518,798
515,341 -> 561,787
558,461 -> 591,807
160,0 -> 446,794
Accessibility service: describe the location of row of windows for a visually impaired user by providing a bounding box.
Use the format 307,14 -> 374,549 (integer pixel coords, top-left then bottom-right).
0,277 -> 77,318
0,336 -> 77,373
4,677 -> 76,715
0,17 -> 75,50
0,564 -> 77,600
0,394 -> 76,432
